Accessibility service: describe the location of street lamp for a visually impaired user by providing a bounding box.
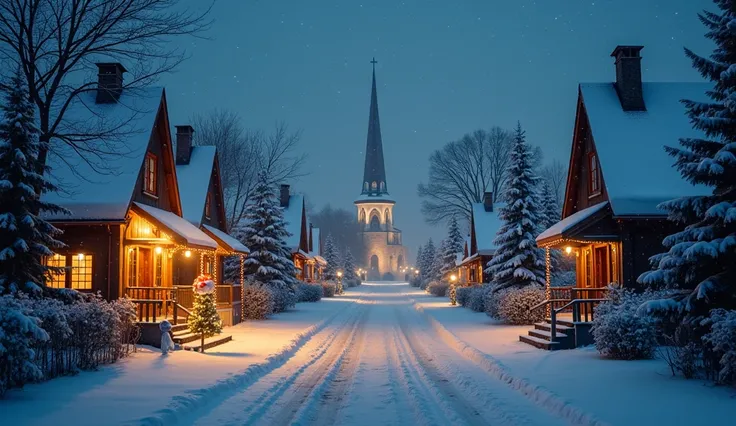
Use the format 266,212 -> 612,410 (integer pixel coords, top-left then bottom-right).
336,270 -> 344,295
449,274 -> 458,306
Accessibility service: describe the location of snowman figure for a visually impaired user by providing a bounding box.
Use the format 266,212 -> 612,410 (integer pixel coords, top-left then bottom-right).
159,320 -> 175,354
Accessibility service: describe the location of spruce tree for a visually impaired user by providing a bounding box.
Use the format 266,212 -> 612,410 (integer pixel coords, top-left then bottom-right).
343,248 -> 358,283
0,70 -> 66,295
323,234 -> 340,280
236,173 -> 296,294
423,238 -> 437,280
540,180 -> 562,274
415,245 -> 424,273
486,122 -> 546,292
439,238 -> 458,278
639,1 -> 736,313
447,216 -> 464,256
188,277 -> 222,352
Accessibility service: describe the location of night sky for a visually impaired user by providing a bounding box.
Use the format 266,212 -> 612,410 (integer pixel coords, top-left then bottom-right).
164,0 -> 713,262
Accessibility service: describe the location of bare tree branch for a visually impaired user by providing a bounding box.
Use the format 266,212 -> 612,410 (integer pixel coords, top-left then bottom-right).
541,159 -> 567,207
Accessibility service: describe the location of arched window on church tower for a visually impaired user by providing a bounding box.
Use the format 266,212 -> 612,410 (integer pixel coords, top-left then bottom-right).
364,182 -> 369,192
384,209 -> 391,226
371,181 -> 377,191
359,209 -> 366,224
370,215 -> 381,231
379,181 -> 385,192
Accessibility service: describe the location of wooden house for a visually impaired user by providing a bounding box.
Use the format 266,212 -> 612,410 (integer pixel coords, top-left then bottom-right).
175,128 -> 249,325
42,63 -> 241,348
524,46 -> 710,350
306,224 -> 326,282
280,184 -> 311,281
458,192 -> 503,285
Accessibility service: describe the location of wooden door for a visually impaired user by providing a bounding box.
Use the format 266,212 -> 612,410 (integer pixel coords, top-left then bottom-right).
138,248 -> 152,287
594,246 -> 609,289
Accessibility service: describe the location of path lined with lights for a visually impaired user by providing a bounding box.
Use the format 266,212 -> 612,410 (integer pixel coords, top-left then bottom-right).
185,283 -> 568,426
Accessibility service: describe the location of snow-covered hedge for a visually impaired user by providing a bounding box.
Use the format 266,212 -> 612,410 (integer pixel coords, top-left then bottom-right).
497,286 -> 546,325
321,281 -> 337,298
243,283 -> 275,320
344,278 -> 360,288
483,287 -> 508,319
410,276 -> 421,287
0,293 -> 137,396
703,309 -> 736,386
270,285 -> 297,313
296,282 -> 323,303
427,281 -> 449,297
592,289 -> 660,360
467,286 -> 487,312
456,286 -> 474,307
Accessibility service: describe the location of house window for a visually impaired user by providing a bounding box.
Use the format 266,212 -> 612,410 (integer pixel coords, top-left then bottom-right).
154,250 -> 163,287
205,192 -> 212,219
589,153 -> 600,195
202,254 -> 214,275
71,254 -> 93,290
127,248 -> 138,286
45,254 -> 67,288
144,153 -> 157,196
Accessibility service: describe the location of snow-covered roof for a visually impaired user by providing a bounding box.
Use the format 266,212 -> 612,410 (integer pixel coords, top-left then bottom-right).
309,227 -> 321,257
354,193 -> 395,204
537,201 -> 610,244
133,202 -> 217,250
581,82 -> 711,216
176,146 -> 216,226
42,87 -> 164,221
314,255 -> 327,265
459,253 -> 479,266
282,194 -> 304,252
472,202 -> 504,252
202,224 -> 249,254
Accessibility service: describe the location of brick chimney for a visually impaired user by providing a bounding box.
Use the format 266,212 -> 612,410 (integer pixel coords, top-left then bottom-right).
611,45 -> 645,111
95,63 -> 126,103
175,125 -> 194,165
280,184 -> 290,208
483,191 -> 494,212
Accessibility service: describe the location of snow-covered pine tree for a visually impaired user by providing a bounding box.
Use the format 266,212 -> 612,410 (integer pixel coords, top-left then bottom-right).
323,234 -> 340,281
430,239 -> 447,282
422,238 -> 437,280
639,1 -> 736,313
486,122 -> 546,292
540,180 -> 562,274
237,173 -> 297,299
0,70 -> 67,295
187,276 -> 222,352
415,245 -> 424,274
223,221 -> 246,284
343,248 -> 358,283
447,216 -> 464,256
439,238 -> 458,278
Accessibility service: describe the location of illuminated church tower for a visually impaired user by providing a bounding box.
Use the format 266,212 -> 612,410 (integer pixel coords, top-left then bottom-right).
355,58 -> 408,281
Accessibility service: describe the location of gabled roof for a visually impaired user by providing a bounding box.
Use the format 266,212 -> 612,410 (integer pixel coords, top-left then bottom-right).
579,82 -> 711,216
132,202 -> 217,250
537,201 -> 610,245
282,194 -> 305,253
202,224 -> 249,254
309,227 -> 321,257
176,145 -> 217,226
42,87 -> 165,221
471,202 -> 504,255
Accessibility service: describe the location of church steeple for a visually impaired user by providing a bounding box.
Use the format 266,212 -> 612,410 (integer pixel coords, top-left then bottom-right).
361,57 -> 388,195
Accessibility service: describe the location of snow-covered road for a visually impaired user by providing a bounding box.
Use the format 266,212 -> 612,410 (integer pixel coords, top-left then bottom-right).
182,282 -> 567,426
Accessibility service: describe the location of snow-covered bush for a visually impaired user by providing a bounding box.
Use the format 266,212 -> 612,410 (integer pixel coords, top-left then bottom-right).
243,283 -> 274,320
456,286 -> 474,307
296,282 -> 323,302
321,281 -> 337,298
410,276 -> 421,287
269,284 -> 296,313
427,281 -> 449,297
592,289 -> 660,360
703,309 -> 736,386
0,296 -> 48,396
467,286 -> 487,313
345,278 -> 360,288
419,279 -> 429,291
483,287 -> 508,319
496,286 -> 546,325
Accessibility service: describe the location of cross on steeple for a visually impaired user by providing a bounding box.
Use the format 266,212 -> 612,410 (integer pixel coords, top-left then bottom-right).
371,57 -> 378,72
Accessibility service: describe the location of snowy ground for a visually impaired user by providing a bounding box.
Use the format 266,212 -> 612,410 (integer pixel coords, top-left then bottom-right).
4,282 -> 735,425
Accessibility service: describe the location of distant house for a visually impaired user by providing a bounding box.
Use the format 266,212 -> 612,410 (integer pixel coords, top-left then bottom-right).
537,45 -> 709,291
42,63 -> 242,346
175,128 -> 249,325
306,224 -> 326,282
458,192 -> 503,285
280,184 -> 311,281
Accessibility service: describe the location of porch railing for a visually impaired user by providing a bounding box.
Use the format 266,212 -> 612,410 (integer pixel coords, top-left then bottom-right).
548,298 -> 609,341
126,284 -> 238,323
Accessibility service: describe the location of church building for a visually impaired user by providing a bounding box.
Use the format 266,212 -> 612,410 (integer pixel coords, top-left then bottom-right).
354,59 -> 408,281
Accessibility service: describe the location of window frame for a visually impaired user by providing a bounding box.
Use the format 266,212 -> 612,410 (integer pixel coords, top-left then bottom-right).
71,254 -> 93,290
143,152 -> 158,197
588,152 -> 601,197
45,254 -> 68,289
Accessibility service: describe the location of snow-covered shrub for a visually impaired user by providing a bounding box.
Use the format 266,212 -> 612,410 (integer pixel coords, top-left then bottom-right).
419,279 -> 429,291
297,282 -> 323,302
484,287 -> 509,319
496,286 -> 546,325
703,309 -> 736,386
269,285 -> 297,313
0,296 -> 48,396
456,286 -> 474,307
467,287 -> 487,313
66,295 -> 122,369
427,281 -> 449,297
410,276 -> 421,287
243,283 -> 274,320
345,278 -> 360,288
592,289 -> 660,360
321,281 -> 337,298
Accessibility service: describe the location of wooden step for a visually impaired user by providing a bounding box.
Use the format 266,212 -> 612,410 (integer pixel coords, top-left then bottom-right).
545,318 -> 574,327
183,334 -> 233,352
171,323 -> 189,333
533,322 -> 573,333
519,335 -> 559,350
529,329 -> 567,341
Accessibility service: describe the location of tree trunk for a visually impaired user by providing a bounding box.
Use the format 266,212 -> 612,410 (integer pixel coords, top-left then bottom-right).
201,332 -> 205,353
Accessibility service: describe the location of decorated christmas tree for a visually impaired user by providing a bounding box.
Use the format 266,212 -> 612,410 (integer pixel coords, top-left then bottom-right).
639,0 -> 736,314
486,123 -> 546,292
187,275 -> 222,352
0,70 -> 66,295
234,173 -> 296,307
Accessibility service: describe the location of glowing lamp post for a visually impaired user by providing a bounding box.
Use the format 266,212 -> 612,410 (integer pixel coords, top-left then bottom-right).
449,274 -> 458,305
337,270 -> 344,295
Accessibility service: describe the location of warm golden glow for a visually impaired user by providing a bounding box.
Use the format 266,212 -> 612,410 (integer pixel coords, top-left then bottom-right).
154,246 -> 162,254
450,274 -> 457,282
184,250 -> 192,258
77,253 -> 84,260
565,246 -> 573,254
337,271 -> 343,278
